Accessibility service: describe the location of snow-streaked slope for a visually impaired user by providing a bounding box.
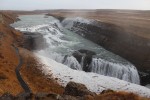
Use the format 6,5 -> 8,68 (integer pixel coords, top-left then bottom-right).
35,53 -> 150,98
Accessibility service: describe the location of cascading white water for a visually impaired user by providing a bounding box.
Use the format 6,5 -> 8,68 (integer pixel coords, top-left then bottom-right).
89,58 -> 140,84
12,15 -> 140,84
50,54 -> 140,84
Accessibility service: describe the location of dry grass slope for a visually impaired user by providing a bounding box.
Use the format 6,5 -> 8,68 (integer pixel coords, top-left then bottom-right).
0,24 -> 23,95
19,48 -> 64,94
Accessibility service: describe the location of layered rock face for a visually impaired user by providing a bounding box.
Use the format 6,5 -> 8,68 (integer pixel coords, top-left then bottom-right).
62,18 -> 150,85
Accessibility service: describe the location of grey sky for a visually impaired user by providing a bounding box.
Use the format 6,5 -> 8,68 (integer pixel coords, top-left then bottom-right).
0,0 -> 150,10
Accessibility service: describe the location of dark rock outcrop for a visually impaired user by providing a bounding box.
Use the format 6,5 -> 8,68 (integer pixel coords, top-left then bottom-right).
139,71 -> 150,86
64,81 -> 96,97
72,49 -> 96,72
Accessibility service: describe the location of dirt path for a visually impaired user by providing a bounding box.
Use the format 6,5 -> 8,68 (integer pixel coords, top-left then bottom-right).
12,45 -> 31,93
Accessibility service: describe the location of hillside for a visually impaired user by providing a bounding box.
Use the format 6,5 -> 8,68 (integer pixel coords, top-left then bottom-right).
0,12 -> 64,95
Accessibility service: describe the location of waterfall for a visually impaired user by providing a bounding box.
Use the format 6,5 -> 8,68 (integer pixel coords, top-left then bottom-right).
63,56 -> 82,70
80,56 -> 85,69
89,58 -> 140,84
13,15 -> 140,85
52,54 -> 140,84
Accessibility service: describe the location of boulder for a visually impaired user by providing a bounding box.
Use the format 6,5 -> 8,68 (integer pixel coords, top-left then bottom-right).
72,51 -> 83,63
64,81 -> 96,97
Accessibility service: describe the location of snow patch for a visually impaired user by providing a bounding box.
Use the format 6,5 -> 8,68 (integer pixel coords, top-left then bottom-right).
35,53 -> 150,98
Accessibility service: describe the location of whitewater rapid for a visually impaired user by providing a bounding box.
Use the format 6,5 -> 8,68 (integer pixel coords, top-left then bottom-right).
12,15 -> 141,84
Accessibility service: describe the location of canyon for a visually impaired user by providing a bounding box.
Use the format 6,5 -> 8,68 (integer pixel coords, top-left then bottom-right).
47,10 -> 150,85
0,10 -> 150,100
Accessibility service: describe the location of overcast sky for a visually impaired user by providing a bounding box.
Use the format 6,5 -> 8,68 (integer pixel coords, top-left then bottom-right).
0,0 -> 150,10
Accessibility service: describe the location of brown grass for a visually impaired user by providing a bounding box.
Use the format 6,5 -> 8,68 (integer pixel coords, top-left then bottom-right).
19,48 -> 64,94
0,24 -> 23,95
94,91 -> 150,100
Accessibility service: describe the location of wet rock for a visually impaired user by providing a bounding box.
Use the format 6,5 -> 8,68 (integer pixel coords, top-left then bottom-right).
139,71 -> 150,86
72,49 -> 96,72
82,55 -> 93,72
64,81 -> 96,97
72,51 -> 82,63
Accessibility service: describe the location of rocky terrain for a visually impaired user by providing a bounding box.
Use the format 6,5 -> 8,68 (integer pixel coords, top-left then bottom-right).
0,81 -> 149,100
0,11 -> 150,100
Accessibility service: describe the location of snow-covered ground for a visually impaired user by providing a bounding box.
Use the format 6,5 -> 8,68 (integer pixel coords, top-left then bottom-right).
36,53 -> 150,98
